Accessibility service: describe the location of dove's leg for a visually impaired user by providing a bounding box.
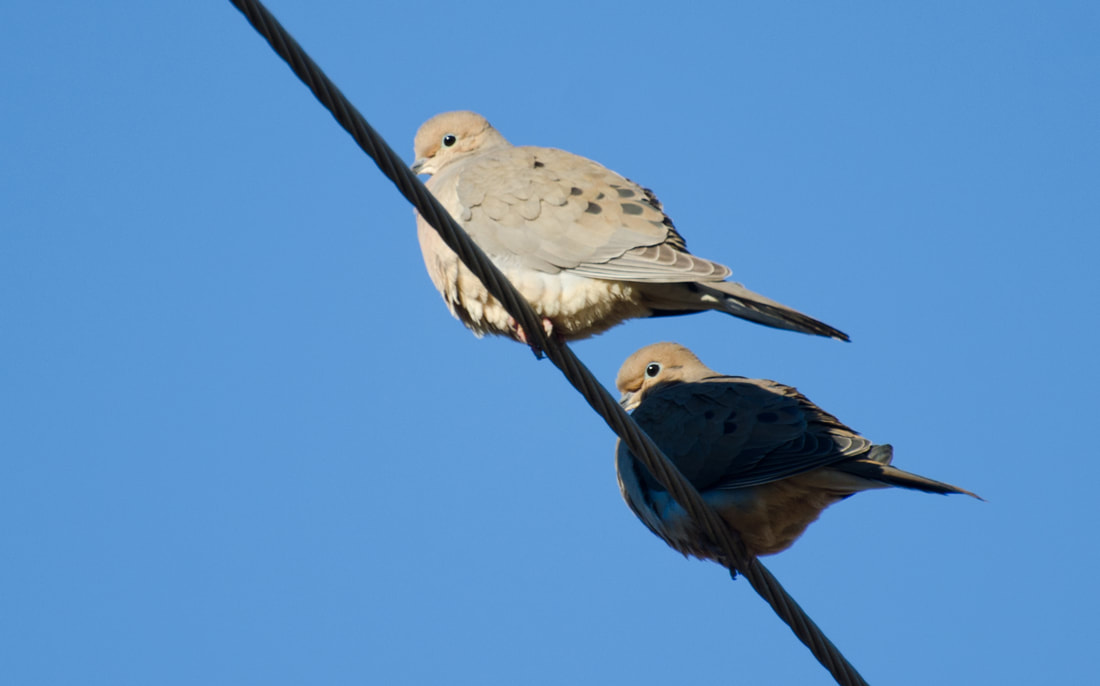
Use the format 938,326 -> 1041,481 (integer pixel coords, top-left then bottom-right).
509,316 -> 559,358
508,315 -> 556,344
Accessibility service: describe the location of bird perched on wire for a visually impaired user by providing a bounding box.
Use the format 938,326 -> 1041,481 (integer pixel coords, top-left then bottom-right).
411,111 -> 848,346
614,342 -> 979,562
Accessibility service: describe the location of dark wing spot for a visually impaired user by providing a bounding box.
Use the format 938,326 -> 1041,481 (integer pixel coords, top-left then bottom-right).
585,202 -> 602,214
596,192 -> 606,200
533,160 -> 545,168
621,203 -> 644,215
723,421 -> 738,434
757,411 -> 778,423
704,411 -> 715,420
570,187 -> 583,196
616,188 -> 636,198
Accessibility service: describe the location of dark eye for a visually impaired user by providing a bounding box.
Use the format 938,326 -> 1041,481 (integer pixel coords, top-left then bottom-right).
442,134 -> 457,147
645,363 -> 661,378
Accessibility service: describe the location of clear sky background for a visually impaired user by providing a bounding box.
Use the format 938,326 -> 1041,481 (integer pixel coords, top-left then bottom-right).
3,2 -> 1098,685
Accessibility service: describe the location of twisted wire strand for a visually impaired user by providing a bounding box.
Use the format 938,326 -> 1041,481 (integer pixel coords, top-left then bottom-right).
228,2 -> 868,684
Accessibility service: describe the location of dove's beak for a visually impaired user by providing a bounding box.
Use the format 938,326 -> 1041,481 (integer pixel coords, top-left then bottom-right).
619,391 -> 638,412
411,157 -> 429,175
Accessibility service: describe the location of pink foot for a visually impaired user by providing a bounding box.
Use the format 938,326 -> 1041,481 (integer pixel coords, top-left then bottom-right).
509,316 -> 558,358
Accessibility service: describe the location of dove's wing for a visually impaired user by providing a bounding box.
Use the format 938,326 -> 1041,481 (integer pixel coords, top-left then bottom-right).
434,145 -> 732,282
628,377 -> 872,493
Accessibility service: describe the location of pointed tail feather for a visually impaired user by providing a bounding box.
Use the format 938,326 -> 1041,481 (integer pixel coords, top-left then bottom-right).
701,281 -> 850,342
836,445 -> 983,500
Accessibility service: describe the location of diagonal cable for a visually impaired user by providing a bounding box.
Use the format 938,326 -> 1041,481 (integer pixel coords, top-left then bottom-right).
227,1 -> 869,684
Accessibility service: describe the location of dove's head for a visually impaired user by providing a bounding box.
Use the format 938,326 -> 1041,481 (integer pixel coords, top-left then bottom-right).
411,111 -> 510,176
615,342 -> 717,411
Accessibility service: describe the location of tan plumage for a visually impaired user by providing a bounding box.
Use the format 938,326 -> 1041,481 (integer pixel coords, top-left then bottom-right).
615,342 -> 979,560
412,111 -> 848,343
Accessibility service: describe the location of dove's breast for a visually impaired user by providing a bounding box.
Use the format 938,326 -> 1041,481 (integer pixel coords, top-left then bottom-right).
416,217 -> 650,340
616,456 -> 854,559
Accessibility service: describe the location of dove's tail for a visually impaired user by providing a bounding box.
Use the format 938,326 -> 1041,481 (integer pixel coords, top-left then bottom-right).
697,281 -> 850,342
836,445 -> 983,499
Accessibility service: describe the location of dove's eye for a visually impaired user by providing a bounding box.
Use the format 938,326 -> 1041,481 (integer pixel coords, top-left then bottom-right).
645,363 -> 661,378
442,134 -> 457,147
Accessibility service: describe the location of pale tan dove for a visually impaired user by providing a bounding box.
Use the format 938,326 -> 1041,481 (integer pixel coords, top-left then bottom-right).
411,111 -> 849,344
615,342 -> 979,561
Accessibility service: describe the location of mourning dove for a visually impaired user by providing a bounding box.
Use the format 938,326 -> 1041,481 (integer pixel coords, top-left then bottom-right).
615,342 -> 979,561
411,111 -> 849,344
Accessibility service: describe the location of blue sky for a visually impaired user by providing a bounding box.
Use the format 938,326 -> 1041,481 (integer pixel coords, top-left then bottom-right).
2,2 -> 1098,684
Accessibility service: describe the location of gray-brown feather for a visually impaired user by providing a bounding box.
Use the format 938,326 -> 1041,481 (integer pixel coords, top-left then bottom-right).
447,146 -> 731,281
626,377 -> 874,493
